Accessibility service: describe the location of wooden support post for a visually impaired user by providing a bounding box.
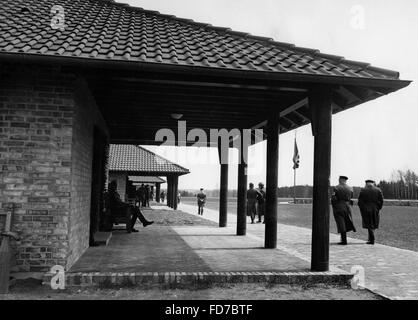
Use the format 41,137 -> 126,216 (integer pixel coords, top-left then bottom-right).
265,115 -> 280,249
310,87 -> 332,272
156,183 -> 161,203
173,176 -> 179,210
237,139 -> 248,236
167,176 -> 172,208
171,176 -> 176,209
218,144 -> 229,228
170,177 -> 175,209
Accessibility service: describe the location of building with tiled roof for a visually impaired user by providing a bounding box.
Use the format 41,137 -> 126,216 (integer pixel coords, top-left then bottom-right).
109,145 -> 189,175
0,0 -> 411,275
109,145 -> 189,202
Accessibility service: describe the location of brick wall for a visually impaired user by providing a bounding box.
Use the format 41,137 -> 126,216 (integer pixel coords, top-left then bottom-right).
0,64 -> 75,272
0,63 -> 108,272
67,80 -> 108,269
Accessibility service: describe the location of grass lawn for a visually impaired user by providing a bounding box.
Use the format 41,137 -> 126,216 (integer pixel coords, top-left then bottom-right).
181,197 -> 418,252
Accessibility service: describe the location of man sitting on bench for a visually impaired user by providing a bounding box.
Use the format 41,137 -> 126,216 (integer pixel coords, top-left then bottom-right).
108,180 -> 154,233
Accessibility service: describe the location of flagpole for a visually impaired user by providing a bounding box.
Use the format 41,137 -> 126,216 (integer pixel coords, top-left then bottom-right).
293,130 -> 297,204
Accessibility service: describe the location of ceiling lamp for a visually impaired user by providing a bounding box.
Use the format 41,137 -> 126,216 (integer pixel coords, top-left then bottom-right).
171,113 -> 183,120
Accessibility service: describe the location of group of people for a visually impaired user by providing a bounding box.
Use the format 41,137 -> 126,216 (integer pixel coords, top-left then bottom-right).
195,176 -> 384,246
135,184 -> 154,208
332,176 -> 384,245
247,183 -> 266,224
109,174 -> 384,246
195,183 -> 267,223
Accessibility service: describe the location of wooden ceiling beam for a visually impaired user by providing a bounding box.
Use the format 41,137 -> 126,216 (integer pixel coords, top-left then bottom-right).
91,83 -> 293,101
86,70 -> 310,94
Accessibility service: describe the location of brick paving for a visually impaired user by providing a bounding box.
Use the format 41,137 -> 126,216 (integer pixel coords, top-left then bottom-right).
178,203 -> 418,300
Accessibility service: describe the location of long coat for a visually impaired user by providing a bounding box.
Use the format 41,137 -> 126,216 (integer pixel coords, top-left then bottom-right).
358,186 -> 384,230
197,192 -> 206,207
331,184 -> 356,234
256,188 -> 266,217
246,188 -> 258,216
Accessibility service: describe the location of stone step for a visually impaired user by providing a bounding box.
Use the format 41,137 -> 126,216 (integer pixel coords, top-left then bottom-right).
43,271 -> 353,289
94,232 -> 112,246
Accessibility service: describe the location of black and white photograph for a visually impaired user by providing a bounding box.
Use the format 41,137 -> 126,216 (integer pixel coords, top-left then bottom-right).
0,0 -> 417,310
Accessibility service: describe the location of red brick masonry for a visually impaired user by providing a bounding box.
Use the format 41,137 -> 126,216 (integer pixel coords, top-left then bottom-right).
0,64 -> 108,272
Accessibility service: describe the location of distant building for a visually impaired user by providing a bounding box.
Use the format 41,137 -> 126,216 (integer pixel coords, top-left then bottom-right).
109,144 -> 189,203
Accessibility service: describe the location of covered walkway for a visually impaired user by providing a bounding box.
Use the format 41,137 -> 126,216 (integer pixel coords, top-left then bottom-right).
0,0 -> 410,277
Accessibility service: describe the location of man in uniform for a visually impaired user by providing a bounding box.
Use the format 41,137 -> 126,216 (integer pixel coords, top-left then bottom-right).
145,185 -> 151,207
247,183 -> 259,224
137,184 -> 146,207
108,181 -> 154,233
331,176 -> 356,245
197,188 -> 207,215
358,180 -> 384,245
256,183 -> 266,224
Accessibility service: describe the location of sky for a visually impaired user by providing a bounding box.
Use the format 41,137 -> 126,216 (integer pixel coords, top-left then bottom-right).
124,0 -> 418,189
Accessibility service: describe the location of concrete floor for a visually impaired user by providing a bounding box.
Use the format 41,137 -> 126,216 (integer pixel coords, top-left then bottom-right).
70,215 -> 309,274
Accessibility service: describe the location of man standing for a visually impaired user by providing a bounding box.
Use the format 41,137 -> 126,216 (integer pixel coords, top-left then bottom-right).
331,176 -> 356,245
358,180 -> 384,245
108,181 -> 154,233
247,183 -> 259,224
197,188 -> 206,215
137,184 -> 146,207
160,191 -> 166,203
145,185 -> 150,207
256,183 -> 266,224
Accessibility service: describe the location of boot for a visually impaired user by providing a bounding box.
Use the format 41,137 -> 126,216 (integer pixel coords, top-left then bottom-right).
143,221 -> 154,228
338,232 -> 347,245
367,229 -> 375,245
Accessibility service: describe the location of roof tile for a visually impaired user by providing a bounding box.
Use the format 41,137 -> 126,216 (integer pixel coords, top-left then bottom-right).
0,0 -> 401,80
109,145 -> 190,175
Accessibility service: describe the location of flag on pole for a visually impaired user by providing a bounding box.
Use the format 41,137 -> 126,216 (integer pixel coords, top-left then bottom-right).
293,139 -> 300,170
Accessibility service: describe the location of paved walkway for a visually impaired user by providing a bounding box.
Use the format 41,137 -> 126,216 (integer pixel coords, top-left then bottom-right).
70,224 -> 309,274
178,203 -> 418,300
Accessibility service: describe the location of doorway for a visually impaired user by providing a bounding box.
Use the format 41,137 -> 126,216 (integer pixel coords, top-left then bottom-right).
89,126 -> 109,246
